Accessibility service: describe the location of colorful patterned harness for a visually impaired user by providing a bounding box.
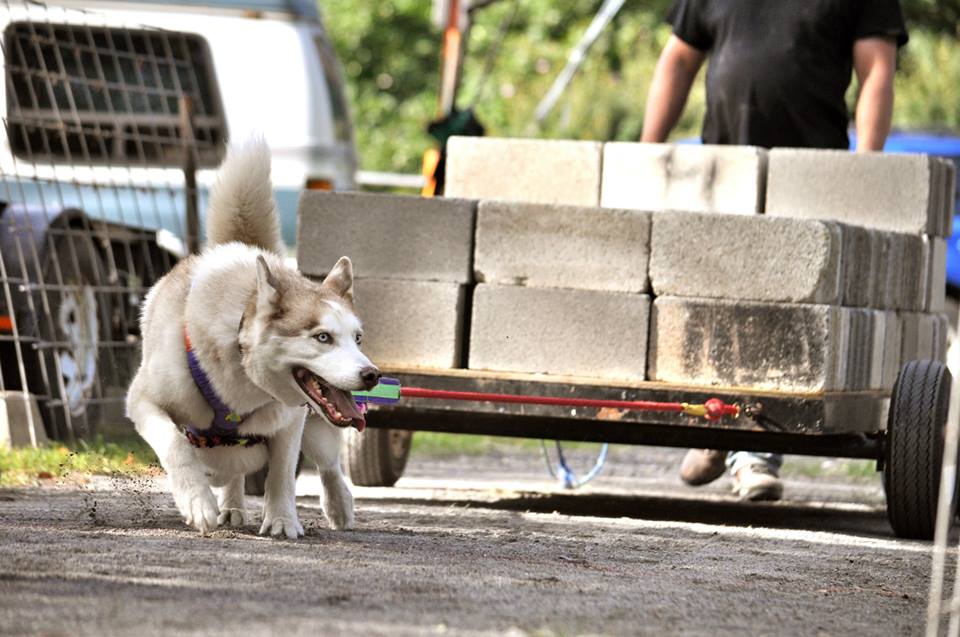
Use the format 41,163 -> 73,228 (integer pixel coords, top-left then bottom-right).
183,327 -> 265,449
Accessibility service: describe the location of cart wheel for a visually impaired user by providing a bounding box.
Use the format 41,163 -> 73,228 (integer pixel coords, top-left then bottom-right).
244,453 -> 304,496
24,228 -> 112,440
342,428 -> 412,487
884,359 -> 956,540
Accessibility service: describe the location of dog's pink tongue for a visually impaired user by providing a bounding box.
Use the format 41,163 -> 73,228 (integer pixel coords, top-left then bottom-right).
330,388 -> 366,430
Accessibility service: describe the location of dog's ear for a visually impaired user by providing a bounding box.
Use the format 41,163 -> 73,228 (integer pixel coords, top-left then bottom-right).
255,255 -> 282,314
321,256 -> 354,303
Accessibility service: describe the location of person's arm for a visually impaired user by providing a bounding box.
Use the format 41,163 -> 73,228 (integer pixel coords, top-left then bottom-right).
853,36 -> 898,152
641,35 -> 706,142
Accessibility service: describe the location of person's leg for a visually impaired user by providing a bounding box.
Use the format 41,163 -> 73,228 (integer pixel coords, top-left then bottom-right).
727,451 -> 783,501
680,449 -> 728,486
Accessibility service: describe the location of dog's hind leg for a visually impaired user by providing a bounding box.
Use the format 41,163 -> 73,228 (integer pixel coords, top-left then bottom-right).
216,475 -> 249,527
301,415 -> 354,531
127,386 -> 219,534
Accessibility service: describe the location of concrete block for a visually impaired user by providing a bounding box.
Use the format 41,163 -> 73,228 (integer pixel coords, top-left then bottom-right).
766,149 -> 945,236
445,136 -> 602,207
880,312 -> 903,390
921,236 -> 947,313
898,311 -> 948,368
897,234 -> 926,311
0,391 -> 48,448
943,159 -> 957,235
835,308 -> 881,391
899,312 -> 921,368
648,297 -> 846,392
932,158 -> 956,237
876,233 -> 924,311
867,231 -> 891,309
649,211 -> 842,304
352,278 -> 465,369
469,284 -> 650,381
839,225 -> 873,308
837,308 -> 874,391
601,143 -> 767,214
474,201 -> 650,292
297,191 -> 476,283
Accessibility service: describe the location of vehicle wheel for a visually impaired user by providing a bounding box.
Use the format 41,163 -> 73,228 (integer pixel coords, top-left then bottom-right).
884,359 -> 956,540
342,428 -> 412,487
23,228 -> 110,439
244,453 -> 305,496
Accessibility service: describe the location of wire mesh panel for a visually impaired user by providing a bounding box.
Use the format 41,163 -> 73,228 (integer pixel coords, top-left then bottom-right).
0,0 -> 227,441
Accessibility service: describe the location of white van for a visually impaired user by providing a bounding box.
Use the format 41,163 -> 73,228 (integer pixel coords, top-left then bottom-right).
0,0 -> 357,437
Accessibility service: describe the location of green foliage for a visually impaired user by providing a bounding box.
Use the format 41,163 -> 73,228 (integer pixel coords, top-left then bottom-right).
322,0 -> 960,174
0,436 -> 158,487
894,29 -> 960,130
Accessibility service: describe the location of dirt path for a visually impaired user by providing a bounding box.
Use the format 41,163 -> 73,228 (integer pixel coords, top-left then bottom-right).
0,446 -> 944,636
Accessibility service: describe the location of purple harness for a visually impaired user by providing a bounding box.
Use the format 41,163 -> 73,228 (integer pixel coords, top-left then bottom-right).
184,327 -> 264,448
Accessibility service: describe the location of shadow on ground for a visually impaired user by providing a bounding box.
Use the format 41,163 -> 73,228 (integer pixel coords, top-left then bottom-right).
360,490 -> 896,539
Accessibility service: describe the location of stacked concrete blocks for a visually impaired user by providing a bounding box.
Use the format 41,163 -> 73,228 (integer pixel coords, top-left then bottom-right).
601,143 -> 768,214
469,200 -> 652,381
445,136 -> 603,207
474,201 -> 650,292
764,148 -> 953,381
765,149 -> 954,237
470,285 -> 651,381
646,211 -> 918,391
649,212 -> 844,304
297,191 -> 476,369
649,298 -> 844,392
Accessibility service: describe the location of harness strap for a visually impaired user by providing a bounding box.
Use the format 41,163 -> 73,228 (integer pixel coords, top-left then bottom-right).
184,326 -> 264,448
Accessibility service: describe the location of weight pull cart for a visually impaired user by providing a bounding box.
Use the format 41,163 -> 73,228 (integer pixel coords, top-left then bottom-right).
351,358 -> 955,541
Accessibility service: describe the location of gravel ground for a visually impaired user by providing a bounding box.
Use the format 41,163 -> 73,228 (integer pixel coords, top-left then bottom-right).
0,444 -> 949,636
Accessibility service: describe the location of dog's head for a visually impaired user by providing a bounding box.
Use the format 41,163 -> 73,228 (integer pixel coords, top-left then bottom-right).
239,255 -> 379,431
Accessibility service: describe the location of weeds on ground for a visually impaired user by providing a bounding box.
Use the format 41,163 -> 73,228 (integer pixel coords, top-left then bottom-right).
0,435 -> 159,488
410,432 -> 600,458
781,457 -> 879,482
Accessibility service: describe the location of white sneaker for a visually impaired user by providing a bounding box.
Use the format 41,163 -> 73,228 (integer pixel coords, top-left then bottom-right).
732,464 -> 783,501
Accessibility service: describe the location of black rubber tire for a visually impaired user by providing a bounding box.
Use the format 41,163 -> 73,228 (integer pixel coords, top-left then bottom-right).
22,229 -> 111,440
884,359 -> 956,540
244,453 -> 304,496
342,428 -> 412,487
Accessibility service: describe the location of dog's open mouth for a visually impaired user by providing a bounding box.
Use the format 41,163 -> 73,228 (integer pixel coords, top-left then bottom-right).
294,367 -> 366,431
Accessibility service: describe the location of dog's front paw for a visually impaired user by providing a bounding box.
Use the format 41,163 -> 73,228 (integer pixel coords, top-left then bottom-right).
217,507 -> 250,528
322,475 -> 354,531
259,512 -> 304,539
177,488 -> 219,534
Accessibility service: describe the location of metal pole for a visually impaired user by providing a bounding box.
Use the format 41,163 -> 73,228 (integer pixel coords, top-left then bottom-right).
534,0 -> 627,124
179,96 -> 199,254
927,314 -> 960,636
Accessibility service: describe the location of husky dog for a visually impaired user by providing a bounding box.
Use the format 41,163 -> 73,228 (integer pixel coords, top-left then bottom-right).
126,140 -> 378,538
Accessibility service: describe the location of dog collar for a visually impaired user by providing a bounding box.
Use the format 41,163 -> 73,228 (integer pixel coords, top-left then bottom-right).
183,326 -> 264,448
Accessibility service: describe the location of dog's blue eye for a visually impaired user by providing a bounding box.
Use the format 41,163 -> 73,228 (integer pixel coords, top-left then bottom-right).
316,332 -> 331,344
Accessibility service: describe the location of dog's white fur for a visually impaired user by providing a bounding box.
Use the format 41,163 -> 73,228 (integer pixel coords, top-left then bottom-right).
126,139 -> 375,538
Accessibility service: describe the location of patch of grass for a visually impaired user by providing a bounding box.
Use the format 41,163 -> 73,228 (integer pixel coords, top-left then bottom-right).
409,431 -> 601,458
0,435 -> 159,488
781,457 -> 879,482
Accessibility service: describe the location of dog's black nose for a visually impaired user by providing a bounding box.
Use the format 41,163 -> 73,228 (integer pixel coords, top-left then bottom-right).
360,366 -> 381,390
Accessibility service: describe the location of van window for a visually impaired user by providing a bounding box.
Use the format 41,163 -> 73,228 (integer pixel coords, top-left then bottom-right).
4,22 -> 228,166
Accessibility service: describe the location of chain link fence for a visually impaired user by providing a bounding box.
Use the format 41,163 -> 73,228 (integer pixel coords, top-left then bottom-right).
0,0 -> 226,441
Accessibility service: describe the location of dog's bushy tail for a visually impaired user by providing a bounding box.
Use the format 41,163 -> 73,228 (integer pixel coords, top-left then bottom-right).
205,138 -> 284,255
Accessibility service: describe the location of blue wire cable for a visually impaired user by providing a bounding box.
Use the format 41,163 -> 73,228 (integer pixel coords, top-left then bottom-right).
540,440 -> 609,489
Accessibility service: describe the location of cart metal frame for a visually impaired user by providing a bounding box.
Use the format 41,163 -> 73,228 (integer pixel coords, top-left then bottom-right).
364,368 -> 887,461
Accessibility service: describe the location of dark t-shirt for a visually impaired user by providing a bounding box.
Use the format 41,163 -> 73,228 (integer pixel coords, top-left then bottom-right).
668,0 -> 908,149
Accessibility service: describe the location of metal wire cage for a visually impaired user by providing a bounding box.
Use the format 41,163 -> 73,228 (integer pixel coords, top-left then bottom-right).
0,0 -> 227,442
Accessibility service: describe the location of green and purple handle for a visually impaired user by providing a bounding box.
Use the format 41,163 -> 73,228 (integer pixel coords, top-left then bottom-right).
352,377 -> 401,405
